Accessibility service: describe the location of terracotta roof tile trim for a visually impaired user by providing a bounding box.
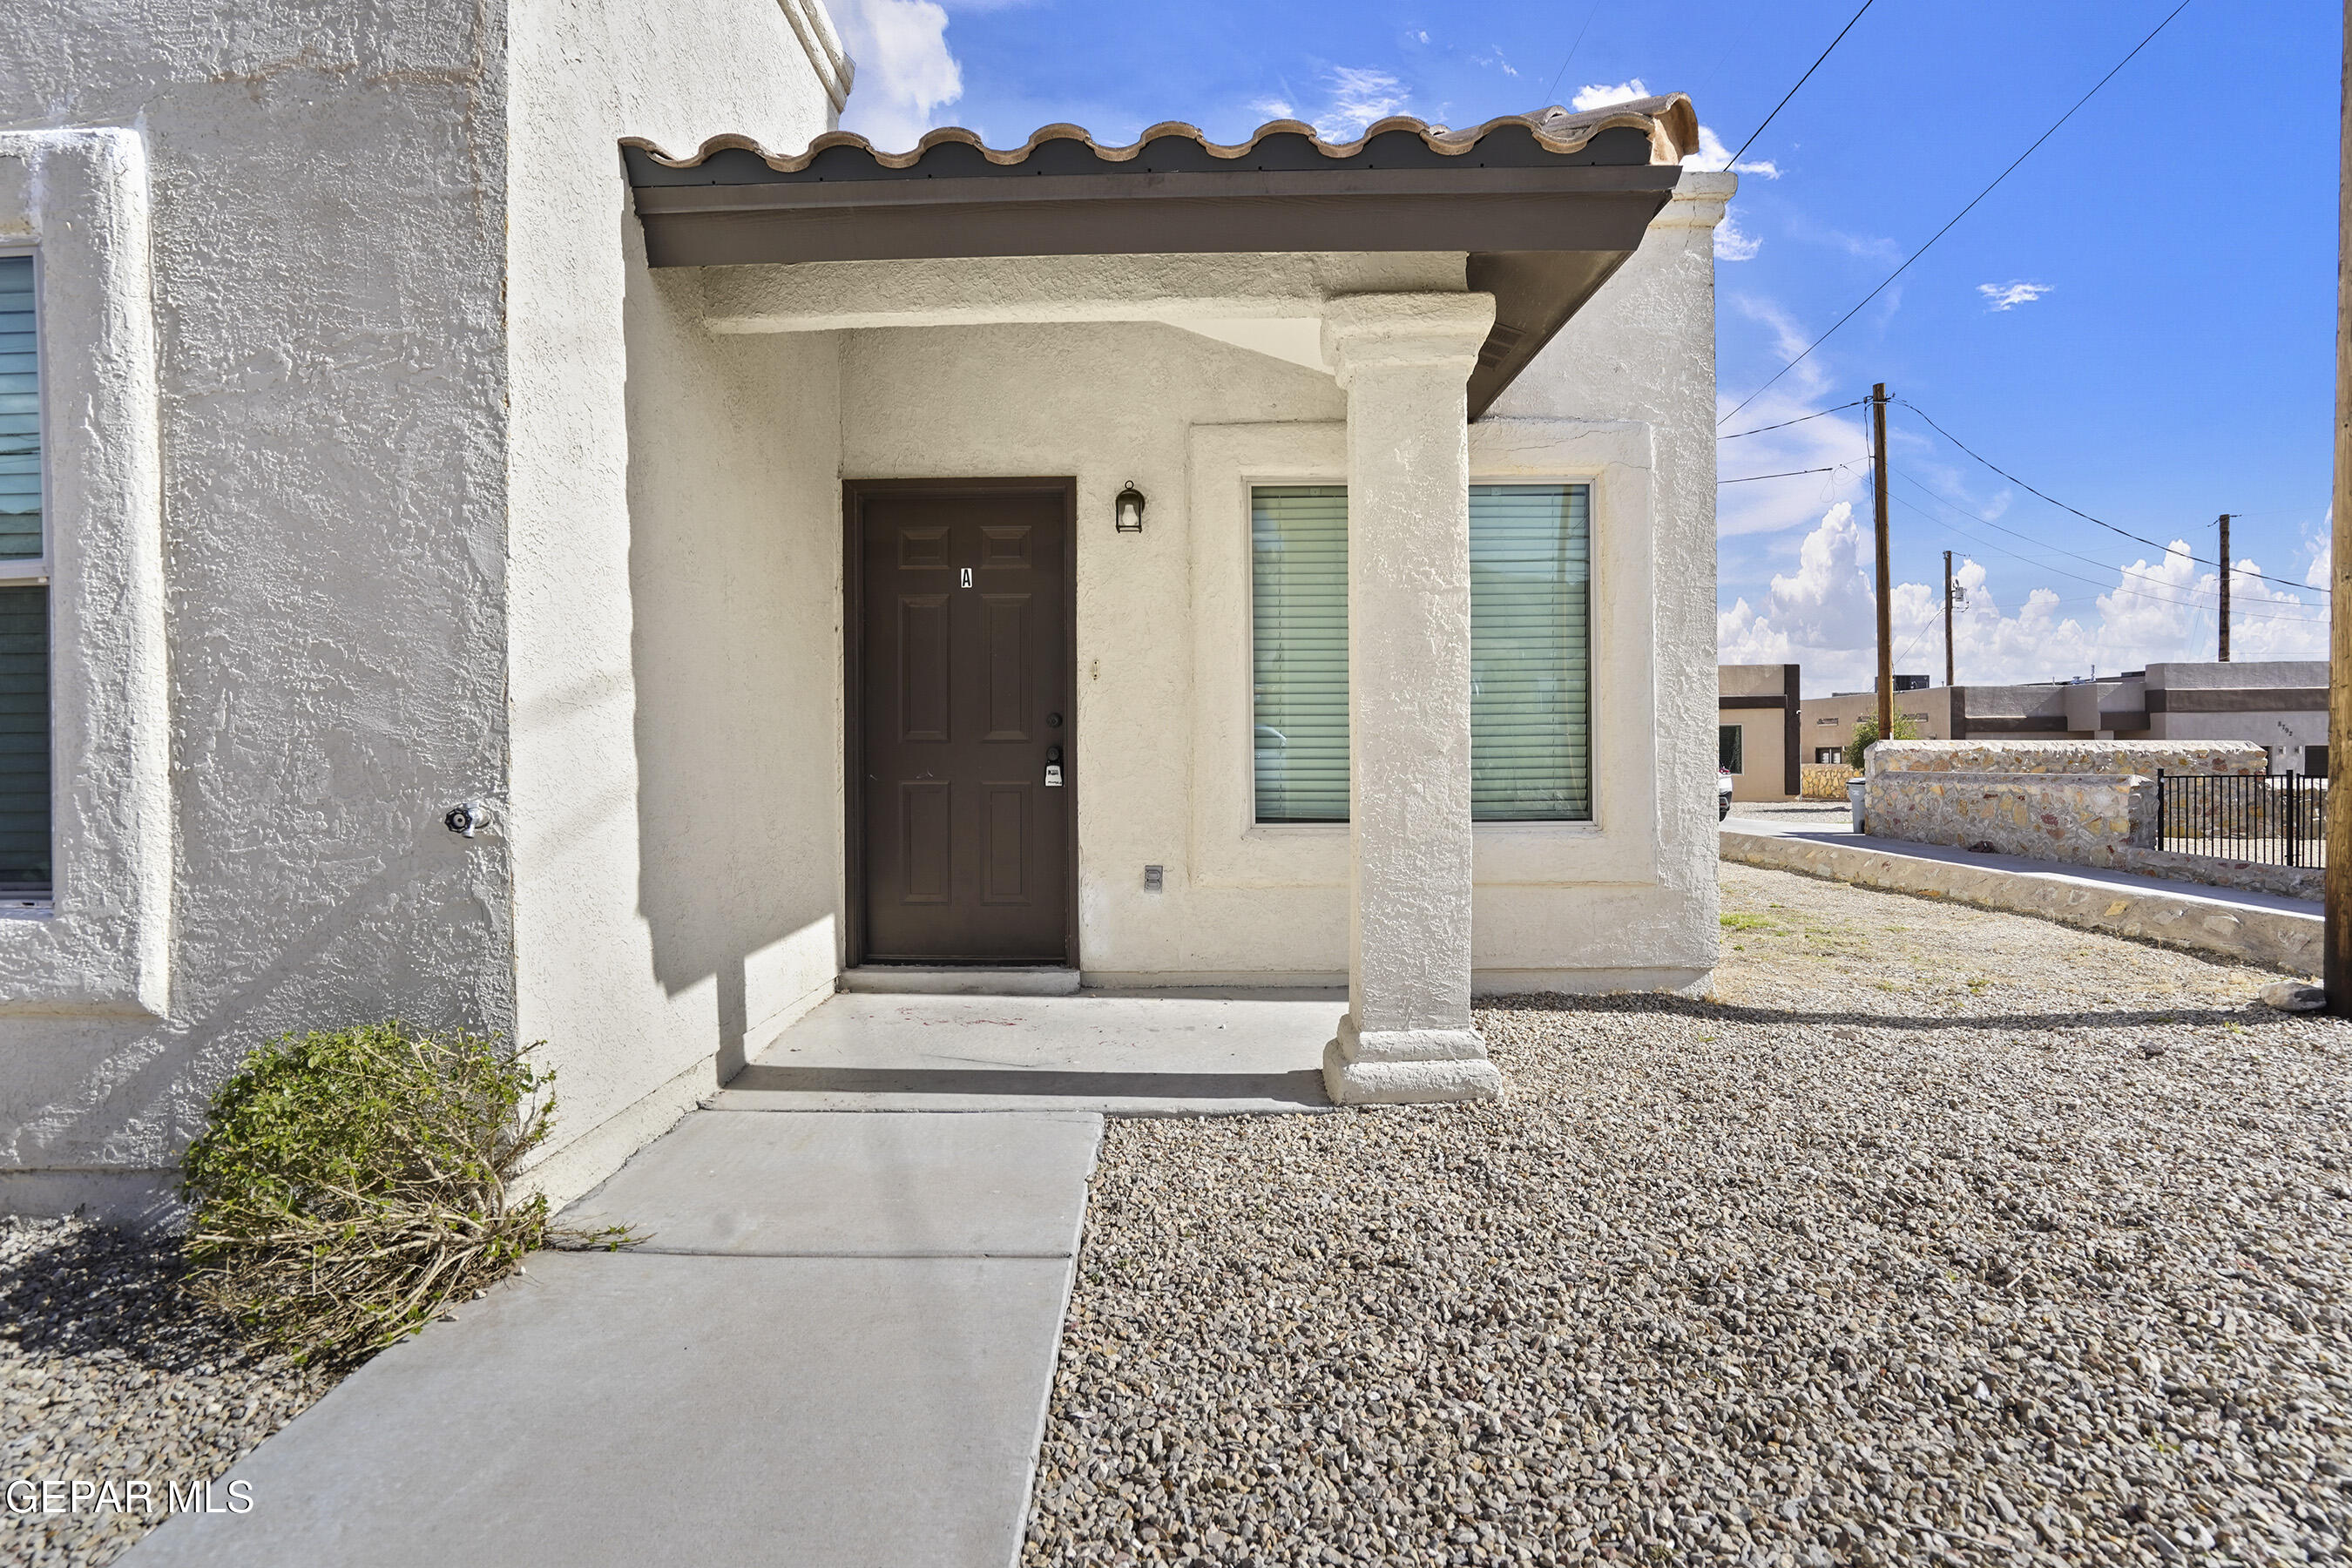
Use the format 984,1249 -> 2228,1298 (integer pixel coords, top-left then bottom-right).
622,95 -> 1700,174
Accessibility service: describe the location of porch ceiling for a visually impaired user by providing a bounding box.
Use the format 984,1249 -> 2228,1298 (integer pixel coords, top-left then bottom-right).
622,98 -> 1701,419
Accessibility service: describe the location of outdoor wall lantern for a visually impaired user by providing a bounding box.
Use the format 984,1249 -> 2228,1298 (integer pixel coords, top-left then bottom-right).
1114,481 -> 1146,534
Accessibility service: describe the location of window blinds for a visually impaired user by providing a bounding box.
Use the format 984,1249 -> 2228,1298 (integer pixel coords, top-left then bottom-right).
0,256 -> 35,560
1249,483 -> 1593,825
0,255 -> 48,894
1469,484 -> 1592,821
1252,487 -> 1350,822
0,586 -> 48,890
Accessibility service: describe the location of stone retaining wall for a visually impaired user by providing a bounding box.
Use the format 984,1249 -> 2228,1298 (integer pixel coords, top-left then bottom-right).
1798,763 -> 1854,801
1862,739 -> 2275,872
1863,771 -> 2153,862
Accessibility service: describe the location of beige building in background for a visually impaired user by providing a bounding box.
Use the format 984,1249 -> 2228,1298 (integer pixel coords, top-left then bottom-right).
1798,663 -> 2327,774
1717,664 -> 1800,800
1802,679 -> 1954,763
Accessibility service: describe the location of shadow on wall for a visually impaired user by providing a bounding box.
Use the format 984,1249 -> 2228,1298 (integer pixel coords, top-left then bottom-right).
619,213 -> 842,1084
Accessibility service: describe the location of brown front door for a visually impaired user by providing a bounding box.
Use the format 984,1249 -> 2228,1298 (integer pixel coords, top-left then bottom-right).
851,481 -> 1073,964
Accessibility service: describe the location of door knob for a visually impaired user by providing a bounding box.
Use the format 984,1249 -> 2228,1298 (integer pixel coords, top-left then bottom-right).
1046,745 -> 1064,763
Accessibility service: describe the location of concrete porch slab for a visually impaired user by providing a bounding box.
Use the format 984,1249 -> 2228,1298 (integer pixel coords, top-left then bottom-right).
122,1250 -> 1073,1568
713,990 -> 1342,1115
558,1109 -> 1100,1257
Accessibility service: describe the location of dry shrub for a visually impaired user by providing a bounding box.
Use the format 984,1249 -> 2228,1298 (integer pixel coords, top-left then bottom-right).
179,1023 -> 630,1366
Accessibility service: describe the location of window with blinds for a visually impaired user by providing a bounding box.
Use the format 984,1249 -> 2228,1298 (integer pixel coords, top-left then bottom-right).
0,253 -> 49,896
1251,487 -> 1349,822
1249,483 -> 1593,825
1469,484 -> 1592,820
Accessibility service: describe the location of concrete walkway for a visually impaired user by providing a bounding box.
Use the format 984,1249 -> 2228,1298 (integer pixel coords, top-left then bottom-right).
123,1110 -> 1103,1568
713,990 -> 1342,1115
1722,813 -> 2320,974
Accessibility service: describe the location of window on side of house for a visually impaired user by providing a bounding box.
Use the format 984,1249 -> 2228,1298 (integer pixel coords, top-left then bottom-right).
1719,724 -> 1744,774
1251,486 -> 1349,823
1249,483 -> 1593,824
0,253 -> 49,897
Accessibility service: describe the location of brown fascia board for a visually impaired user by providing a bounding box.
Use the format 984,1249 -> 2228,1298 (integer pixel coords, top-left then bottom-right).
624,104 -> 1697,419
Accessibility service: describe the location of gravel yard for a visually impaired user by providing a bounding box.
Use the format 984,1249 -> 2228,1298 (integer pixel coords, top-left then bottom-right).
0,1220 -> 329,1568
1026,862 -> 2352,1567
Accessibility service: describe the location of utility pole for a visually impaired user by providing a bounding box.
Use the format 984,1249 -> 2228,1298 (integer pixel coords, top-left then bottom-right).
1943,549 -> 1957,688
2330,0 -> 2351,1014
2219,513 -> 2234,662
1874,383 -> 1892,740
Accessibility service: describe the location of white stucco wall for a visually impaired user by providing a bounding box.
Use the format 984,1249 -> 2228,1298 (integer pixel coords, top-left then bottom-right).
504,0 -> 841,1195
0,5 -> 516,1213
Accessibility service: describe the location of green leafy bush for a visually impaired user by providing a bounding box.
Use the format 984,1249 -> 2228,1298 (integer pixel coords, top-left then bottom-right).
1843,713 -> 1923,773
180,1023 -> 625,1366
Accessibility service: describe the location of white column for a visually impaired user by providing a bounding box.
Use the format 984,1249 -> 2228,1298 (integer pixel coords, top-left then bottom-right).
1320,294 -> 1504,1105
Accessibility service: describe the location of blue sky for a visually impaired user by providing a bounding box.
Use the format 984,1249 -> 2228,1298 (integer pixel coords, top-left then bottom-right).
826,0 -> 2341,694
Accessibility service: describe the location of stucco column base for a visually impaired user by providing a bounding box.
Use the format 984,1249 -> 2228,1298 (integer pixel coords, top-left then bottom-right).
1321,1016 -> 1504,1105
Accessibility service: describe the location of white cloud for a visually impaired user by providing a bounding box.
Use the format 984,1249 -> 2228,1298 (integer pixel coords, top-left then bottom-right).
1720,510 -> 2334,693
1685,125 -> 1780,179
1978,280 -> 2052,312
1474,46 -> 1519,77
1315,67 -> 1412,139
1715,210 -> 1761,262
1249,97 -> 1295,122
834,0 -> 964,154
1571,78 -> 1648,111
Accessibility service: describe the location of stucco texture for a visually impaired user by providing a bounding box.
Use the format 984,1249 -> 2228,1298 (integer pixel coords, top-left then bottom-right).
0,3 -> 518,1202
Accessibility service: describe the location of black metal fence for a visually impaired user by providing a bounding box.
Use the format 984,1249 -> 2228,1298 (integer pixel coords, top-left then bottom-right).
2155,769 -> 2328,868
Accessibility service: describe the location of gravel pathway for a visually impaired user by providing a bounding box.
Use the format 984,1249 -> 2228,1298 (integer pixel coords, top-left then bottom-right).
1025,862 -> 2352,1567
0,1219 -> 332,1568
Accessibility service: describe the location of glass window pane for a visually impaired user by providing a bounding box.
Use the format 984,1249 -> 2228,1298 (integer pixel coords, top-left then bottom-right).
0,583 -> 49,894
1252,486 -> 1349,822
0,255 -> 35,562
1470,484 -> 1592,821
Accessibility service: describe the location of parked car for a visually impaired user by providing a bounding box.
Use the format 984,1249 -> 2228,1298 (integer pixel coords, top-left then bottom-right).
1719,767 -> 1734,821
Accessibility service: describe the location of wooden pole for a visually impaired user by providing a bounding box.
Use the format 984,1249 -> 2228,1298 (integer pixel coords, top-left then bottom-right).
2219,513 -> 2233,661
2329,0 -> 2351,1014
1874,383 -> 1892,740
1943,549 -> 1957,688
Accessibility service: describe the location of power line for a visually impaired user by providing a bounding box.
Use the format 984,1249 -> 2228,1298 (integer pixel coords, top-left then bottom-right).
1720,464 -> 1851,484
1717,0 -> 2197,425
1884,484 -> 2328,625
1717,399 -> 1869,441
1888,473 -> 2325,618
1896,397 -> 2326,595
1726,0 -> 1877,167
1542,2 -> 1605,105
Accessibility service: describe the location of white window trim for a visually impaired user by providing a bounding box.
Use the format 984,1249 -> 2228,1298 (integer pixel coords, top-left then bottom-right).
1186,417 -> 1659,891
0,130 -> 171,1017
